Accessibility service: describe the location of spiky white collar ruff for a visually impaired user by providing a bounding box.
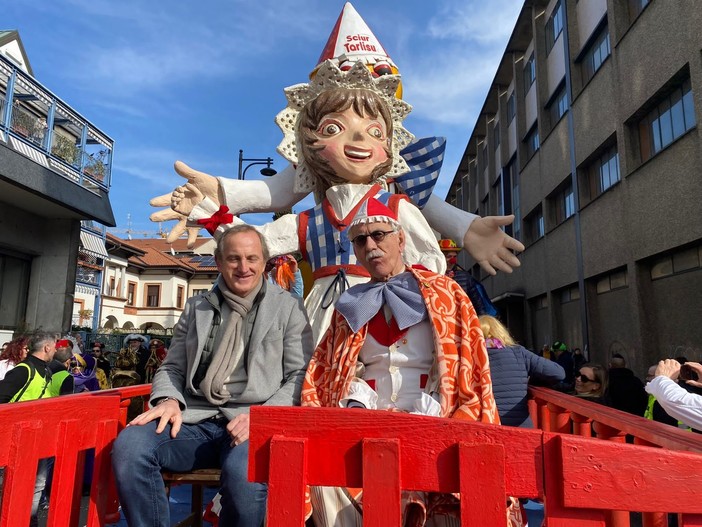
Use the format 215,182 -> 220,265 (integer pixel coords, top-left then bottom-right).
274,60 -> 414,195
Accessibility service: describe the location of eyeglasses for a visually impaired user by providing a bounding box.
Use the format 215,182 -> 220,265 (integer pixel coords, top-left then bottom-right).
577,373 -> 597,383
350,230 -> 397,247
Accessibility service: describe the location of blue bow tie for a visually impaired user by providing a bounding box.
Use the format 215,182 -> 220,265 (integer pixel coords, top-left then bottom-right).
335,272 -> 427,333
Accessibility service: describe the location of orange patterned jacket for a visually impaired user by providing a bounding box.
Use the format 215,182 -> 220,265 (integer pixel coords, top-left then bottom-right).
302,266 -> 499,424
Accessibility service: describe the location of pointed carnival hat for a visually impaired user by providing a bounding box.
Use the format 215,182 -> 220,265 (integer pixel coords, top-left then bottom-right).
349,196 -> 399,230
275,3 -> 413,195
312,2 -> 401,95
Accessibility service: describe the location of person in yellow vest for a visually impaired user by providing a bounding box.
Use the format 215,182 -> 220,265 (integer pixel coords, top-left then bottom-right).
48,339 -> 75,396
0,333 -> 59,527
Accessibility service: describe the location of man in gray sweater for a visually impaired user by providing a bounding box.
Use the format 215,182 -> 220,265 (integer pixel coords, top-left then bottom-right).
112,225 -> 313,527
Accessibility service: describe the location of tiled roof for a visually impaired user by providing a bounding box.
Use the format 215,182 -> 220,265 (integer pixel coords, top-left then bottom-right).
107,235 -> 217,273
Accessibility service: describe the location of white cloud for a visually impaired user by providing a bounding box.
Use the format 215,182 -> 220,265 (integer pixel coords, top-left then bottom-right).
427,0 -> 523,45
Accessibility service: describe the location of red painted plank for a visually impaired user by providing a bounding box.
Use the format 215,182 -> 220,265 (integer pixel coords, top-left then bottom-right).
46,420 -> 81,527
266,436 -> 307,527
1,421 -> 41,527
249,407 -> 543,497
542,433 -> 606,527
459,443 -> 506,526
363,439 -> 402,527
559,434 -> 702,513
87,418 -> 119,527
681,513 -> 702,526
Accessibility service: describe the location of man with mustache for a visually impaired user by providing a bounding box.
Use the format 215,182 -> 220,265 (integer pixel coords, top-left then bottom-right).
301,197 -> 517,526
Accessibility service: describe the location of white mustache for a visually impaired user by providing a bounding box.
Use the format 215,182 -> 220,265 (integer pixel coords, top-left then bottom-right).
365,249 -> 385,259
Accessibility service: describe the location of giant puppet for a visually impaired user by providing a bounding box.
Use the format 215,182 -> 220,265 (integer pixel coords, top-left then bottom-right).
149,3 -> 524,344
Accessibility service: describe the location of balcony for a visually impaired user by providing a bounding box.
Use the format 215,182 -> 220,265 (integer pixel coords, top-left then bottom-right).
0,54 -> 114,195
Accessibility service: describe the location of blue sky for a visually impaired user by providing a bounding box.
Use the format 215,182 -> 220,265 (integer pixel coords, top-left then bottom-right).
7,0 -> 521,237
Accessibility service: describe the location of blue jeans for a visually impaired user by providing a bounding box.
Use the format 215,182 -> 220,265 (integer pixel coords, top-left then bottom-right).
112,419 -> 266,527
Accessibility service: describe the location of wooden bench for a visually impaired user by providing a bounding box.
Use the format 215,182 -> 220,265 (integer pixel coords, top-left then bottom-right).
162,469 -> 221,527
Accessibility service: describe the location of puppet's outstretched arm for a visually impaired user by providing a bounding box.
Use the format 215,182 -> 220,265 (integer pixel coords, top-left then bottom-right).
423,195 -> 525,275
149,162 -> 304,246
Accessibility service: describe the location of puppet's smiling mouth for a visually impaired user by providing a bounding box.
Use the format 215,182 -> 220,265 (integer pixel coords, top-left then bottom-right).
344,147 -> 372,160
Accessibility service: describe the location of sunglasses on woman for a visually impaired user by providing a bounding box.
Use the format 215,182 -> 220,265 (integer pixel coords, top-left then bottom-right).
577,373 -> 597,383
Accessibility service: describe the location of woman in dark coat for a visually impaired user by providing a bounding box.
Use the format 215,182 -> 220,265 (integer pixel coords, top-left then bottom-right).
480,315 -> 566,428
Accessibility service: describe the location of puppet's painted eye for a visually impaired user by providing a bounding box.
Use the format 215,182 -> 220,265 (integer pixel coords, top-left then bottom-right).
368,125 -> 384,139
320,122 -> 342,135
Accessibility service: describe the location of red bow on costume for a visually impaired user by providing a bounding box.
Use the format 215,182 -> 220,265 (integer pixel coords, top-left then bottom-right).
196,206 -> 234,235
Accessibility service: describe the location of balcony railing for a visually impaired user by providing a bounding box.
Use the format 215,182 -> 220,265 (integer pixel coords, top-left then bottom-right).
76,263 -> 101,286
0,54 -> 114,194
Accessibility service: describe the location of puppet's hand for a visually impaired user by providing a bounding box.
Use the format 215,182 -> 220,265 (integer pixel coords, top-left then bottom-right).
463,215 -> 525,275
147,204 -> 202,246
148,161 -> 222,246
150,161 -> 219,216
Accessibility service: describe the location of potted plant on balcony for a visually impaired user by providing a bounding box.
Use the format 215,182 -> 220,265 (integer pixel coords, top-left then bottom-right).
52,134 -> 80,166
84,150 -> 107,182
10,105 -> 34,138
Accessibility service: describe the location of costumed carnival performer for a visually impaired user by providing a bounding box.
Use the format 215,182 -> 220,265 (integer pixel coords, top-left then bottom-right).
149,3 -> 524,345
301,196 -> 522,527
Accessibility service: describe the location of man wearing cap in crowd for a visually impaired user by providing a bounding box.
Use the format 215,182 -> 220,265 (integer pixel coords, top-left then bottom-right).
48,339 -> 75,396
123,334 -> 150,383
439,238 -> 498,317
551,341 -> 574,390
301,197 -> 521,526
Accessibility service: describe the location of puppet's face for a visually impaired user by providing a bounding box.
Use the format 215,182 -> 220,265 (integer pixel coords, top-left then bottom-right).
314,107 -> 389,184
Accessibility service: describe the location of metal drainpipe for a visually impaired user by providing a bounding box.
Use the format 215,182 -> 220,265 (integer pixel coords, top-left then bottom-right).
561,1 -> 589,354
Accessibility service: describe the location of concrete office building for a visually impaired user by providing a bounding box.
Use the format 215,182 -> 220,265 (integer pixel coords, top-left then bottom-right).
447,0 -> 702,373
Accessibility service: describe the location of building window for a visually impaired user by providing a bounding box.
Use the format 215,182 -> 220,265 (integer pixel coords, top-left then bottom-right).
650,244 -> 702,280
493,122 -> 501,150
108,277 -> 116,297
534,294 -> 548,310
552,181 -> 575,226
581,26 -> 611,84
523,52 -> 536,94
0,252 -> 31,330
145,284 -> 160,307
548,85 -> 568,126
491,177 -> 503,216
508,160 -> 521,241
127,282 -> 136,306
525,125 -> 540,159
481,143 -> 488,170
524,205 -> 545,245
639,78 -> 695,161
177,285 -> 184,309
629,0 -> 651,21
560,284 -> 580,304
596,268 -> 628,294
582,145 -> 620,205
507,91 -> 516,123
192,288 -> 208,297
545,0 -> 564,55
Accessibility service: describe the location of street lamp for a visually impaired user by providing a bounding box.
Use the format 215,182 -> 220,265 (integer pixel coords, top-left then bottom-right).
238,149 -> 277,180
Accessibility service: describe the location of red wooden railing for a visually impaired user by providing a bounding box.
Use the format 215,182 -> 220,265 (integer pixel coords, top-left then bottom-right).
249,406 -> 702,527
2,385 -> 701,526
0,394 -> 120,527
